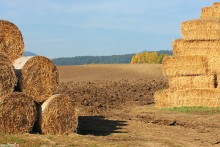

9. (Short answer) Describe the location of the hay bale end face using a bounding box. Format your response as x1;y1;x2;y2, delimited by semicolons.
163;56;208;77
0;20;24;62
0;92;36;134
35;94;78;135
0;54;17;99
181;19;220;40
13;56;59;103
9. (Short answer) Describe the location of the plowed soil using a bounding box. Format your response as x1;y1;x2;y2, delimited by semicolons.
56;64;220;146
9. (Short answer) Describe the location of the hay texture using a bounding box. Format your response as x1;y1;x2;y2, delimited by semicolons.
154;89;220;108
0;20;24;62
181;19;220;40
201;3;220;19
36;94;78;135
168;75;215;91
0;92;36;133
173;39;220;57
208;57;220;74
0;54;17;99
13;56;59;103
163;56;208;77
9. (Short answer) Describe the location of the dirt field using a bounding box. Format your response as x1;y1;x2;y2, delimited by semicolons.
1;64;220;147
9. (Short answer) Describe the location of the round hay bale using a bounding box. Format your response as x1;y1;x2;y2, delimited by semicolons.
0;54;17;99
36;94;78;135
0;92;36;134
0;20;24;62
13;56;59;103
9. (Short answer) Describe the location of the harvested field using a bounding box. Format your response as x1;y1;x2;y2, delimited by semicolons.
1;64;220;146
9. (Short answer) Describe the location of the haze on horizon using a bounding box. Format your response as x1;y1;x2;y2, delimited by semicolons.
0;0;217;58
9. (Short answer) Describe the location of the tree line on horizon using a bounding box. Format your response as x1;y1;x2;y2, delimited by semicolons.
52;50;172;65
130;51;172;64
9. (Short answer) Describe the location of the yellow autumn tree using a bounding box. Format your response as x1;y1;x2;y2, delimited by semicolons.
130;51;170;64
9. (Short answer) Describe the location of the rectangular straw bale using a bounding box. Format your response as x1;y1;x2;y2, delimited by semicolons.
181;19;220;40
208;57;220;74
168;75;215;91
154;89;220;108
163;56;208;77
173;39;220;57
201;6;220;19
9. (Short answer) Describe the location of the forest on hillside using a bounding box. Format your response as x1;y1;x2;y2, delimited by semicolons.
53;50;172;65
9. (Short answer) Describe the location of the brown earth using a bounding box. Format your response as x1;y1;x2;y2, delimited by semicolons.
1;64;220;146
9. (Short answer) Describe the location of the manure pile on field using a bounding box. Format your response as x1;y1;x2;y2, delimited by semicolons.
155;2;220;107
0;20;78;134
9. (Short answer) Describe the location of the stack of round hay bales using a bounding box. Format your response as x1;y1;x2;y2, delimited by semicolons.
0;20;78;134
155;2;220;108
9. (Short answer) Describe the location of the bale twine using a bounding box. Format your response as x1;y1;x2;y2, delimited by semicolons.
36;94;78;135
0;54;17;99
0;20;24;62
13;56;59;103
0;92;36;133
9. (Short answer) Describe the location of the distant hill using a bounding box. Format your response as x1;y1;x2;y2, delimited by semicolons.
53;50;172;66
23;51;38;56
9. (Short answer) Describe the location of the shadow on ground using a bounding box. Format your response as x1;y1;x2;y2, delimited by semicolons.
77;116;128;136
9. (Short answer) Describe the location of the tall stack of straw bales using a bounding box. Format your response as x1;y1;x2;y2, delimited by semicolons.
155;2;220;108
0;20;78;134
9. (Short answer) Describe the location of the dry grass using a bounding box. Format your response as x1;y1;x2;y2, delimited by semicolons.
0;92;36;134
168;75;215;91
162;56;208;77
154;89;220;108
0;20;24;62
35;94;78;135
181;19;220;40
13;56;59;103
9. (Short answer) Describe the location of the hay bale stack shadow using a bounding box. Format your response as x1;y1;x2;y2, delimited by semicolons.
0;92;36;134
34;94;78;135
13;56;59;103
0;20;24;62
77;116;128;136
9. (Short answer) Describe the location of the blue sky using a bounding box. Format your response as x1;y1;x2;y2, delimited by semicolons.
0;0;217;58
